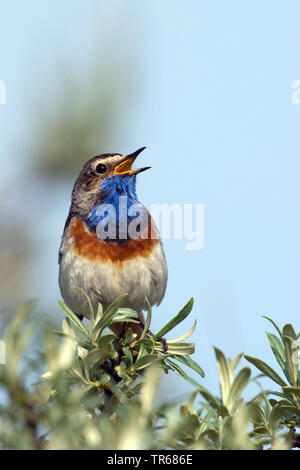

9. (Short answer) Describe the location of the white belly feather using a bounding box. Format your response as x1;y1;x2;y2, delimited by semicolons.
59;236;168;318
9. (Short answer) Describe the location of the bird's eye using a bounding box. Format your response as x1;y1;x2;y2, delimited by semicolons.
95;163;107;174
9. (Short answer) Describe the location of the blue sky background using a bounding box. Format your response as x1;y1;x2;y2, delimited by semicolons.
1;0;300;398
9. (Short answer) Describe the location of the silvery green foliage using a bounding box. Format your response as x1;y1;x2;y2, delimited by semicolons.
0;297;299;450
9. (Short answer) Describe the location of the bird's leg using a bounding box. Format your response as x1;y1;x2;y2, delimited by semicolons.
109;318;145;340
158;337;168;353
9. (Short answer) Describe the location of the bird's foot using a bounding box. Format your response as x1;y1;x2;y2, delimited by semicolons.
159;337;168;353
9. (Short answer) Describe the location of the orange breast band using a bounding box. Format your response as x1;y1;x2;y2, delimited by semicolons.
70;218;159;264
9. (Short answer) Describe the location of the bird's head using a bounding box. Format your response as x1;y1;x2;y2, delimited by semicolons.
70;147;150;221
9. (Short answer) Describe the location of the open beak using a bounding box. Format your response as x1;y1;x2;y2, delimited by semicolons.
113;147;150;176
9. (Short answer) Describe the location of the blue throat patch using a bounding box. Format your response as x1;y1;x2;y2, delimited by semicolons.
85;175;147;242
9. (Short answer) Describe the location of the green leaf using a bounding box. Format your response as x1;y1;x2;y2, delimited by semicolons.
204;428;219;442
51;330;91;349
102;318;140;334
105;315;139;324
172;354;205;378
77;346;88;359
116;308;138;317
269;404;290;429
283;324;297;341
253;426;269;435
58;300;89;338
266;332;287;378
84;348;107;369
136;343;150;363
99;373;111;385
140;298;152;340
228;353;244;376
122;347;133;366
229;367;251;400
277;405;300;418
268;399;278;407
244;355;286;387
97;334;115;349
247;403;267;426
134;355;162;370
62;318;77;338
95;302;103;322
153;298;194;340
92;294;129;341
262;316;283;339
282;327;298;386
69;365;87;383
213;347;231;405
195;386;223;411
115;364;127;379
160;342;195;356
167;319;197;344
282;386;300;398
165;358;192;381
102;294;129;323
75;287;94;322
268;390;296;405
136;337;155;348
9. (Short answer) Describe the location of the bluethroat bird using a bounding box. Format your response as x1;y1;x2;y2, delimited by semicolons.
58;147;168;338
